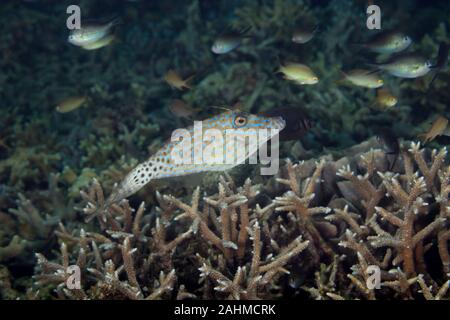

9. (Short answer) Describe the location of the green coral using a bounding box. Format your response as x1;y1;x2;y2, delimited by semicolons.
0;146;61;188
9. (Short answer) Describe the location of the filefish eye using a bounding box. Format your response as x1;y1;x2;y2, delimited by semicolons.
234;115;248;127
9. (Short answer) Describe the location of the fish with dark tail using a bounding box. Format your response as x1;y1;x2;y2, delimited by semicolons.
356;30;412;54
428;42;448;90
260;107;313;141
368;53;432;78
211;26;252;54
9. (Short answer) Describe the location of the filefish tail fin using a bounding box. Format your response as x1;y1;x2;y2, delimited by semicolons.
105;160;155;207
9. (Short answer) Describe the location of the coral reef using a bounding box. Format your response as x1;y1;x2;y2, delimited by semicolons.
0;0;449;300
28;140;448;300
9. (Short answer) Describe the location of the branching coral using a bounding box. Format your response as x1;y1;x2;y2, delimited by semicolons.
35;180;188;300
322;141;449;299
0;236;27;263
28;138;449;300
33;173;312;300
273;159;333;262
163;175;311;299
0;145;61;189
2;0;450;301
336;150;386;222
367;143;447;277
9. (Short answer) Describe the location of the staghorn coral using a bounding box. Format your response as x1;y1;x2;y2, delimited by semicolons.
367;149;446;276
272;159;335;263
32;173;312;300
0;236;27;263
1;0;450;301
164;177;311;299
34;178;190;300
29;139;448;300
0;145;61;189
322;142;449;299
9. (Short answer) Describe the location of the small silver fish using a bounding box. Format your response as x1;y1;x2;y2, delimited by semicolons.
56;96;87;113
339;69;383;88
358;30;412;54
292;26;318;44
105;110;285;205
278;63;319;85
68;18;120;47
81;34;117;50
369;53;432;78
211;28;251;54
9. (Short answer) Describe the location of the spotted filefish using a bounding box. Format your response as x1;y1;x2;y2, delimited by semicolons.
105;110;286;205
